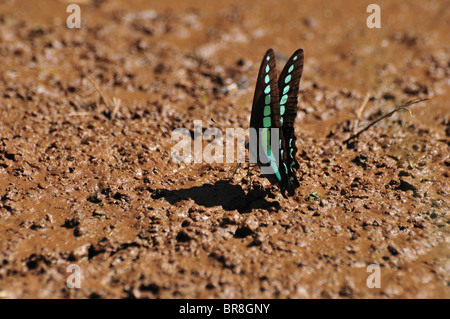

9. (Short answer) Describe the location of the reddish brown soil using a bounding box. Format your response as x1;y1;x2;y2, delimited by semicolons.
0;0;449;298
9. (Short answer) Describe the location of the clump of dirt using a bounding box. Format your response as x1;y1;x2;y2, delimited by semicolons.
0;0;448;298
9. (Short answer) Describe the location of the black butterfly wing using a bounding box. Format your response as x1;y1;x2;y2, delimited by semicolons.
249;49;291;194
277;49;304;194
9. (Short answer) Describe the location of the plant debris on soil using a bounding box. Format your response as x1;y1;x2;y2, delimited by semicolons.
0;0;449;298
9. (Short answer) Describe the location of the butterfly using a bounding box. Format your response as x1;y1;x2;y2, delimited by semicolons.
248;48;304;197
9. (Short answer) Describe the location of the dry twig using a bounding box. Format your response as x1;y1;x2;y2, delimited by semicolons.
353;92;371;135
344;98;429;144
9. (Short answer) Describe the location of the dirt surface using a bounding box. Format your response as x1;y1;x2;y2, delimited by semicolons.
0;0;449;299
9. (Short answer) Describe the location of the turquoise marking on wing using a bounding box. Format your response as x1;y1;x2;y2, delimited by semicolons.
263;117;271;127
288;65;294;73
280;105;285;115
273;166;281;180
263;143;281;181
268;154;281;181
265;94;270;104
264;74;270;84
261;128;270;156
280;95;288;105
293;56;298;61
265;64;270;73
266;56;270;61
285;74;291;84
263;105;271;116
264;85;270;94
261;131;281;182
283;85;290;94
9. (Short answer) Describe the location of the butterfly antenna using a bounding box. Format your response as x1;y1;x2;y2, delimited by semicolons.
211;118;226;129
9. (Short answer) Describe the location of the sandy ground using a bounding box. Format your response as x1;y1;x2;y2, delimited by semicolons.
0;0;449;298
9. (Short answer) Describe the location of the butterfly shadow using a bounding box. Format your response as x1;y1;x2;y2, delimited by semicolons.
152;180;280;213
